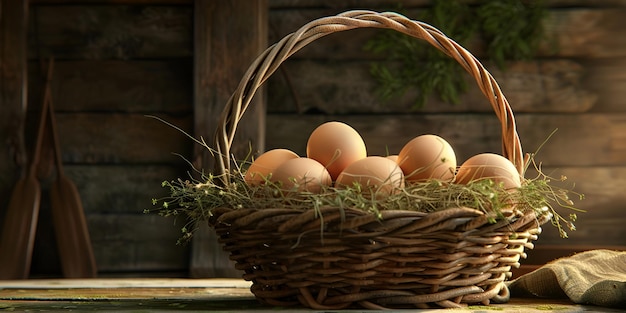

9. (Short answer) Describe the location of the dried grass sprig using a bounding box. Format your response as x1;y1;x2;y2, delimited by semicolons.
146;153;583;244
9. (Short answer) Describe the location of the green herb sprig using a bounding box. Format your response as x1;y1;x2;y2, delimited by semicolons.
365;0;547;108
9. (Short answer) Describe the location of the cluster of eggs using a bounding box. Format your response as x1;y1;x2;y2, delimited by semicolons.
244;121;521;195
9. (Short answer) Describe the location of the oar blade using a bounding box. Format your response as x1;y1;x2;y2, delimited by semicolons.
0;175;41;279
50;175;97;278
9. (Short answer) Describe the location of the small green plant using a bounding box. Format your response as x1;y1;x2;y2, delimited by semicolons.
365;0;547;108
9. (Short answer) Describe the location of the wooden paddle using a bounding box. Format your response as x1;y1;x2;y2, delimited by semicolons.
0;59;52;280
45;59;98;278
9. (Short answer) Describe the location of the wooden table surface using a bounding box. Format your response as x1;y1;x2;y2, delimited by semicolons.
0;278;621;312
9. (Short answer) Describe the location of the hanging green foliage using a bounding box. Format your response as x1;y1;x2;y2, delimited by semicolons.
365;0;547;108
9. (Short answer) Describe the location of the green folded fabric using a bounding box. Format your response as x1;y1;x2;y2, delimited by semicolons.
507;249;626;308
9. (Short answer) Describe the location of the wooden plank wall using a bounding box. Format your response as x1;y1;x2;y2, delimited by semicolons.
23;1;195;277
190;0;267;278
264;0;626;267
0;0;29;228
4;0;267;278
0;0;30;277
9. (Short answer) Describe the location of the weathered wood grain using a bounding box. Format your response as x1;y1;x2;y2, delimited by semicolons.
269;0;626;8
0;278;252;288
193;0;268;173
0;0;29;224
267;59;596;114
584;57;626;113
28;60;192;113
29;5;623;64
537;217;626;246
0;1;30;276
31;0;192;4
524;166;626;246
265;113;626;167
268;8;626;60
28;4;192;60
54;113;193;164
0;295;606;313
88;213;190;273
0;283;253;300
542;8;626;58
63;164;186;215
546;167;626;213
191;0;268;279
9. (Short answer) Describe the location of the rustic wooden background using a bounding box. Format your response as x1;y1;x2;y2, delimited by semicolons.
1;0;625;278
2;0;197;277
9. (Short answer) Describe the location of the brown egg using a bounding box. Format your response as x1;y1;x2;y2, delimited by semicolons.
306;121;367;180
270;157;332;193
386;155;399;162
336;156;405;196
397;134;457;182
455;153;521;189
244;149;299;186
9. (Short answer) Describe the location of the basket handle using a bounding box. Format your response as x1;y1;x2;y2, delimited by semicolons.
214;10;523;183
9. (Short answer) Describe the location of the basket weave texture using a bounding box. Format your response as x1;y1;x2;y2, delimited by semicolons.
209;10;551;310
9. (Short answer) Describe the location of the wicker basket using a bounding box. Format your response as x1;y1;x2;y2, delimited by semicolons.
209;10;551;310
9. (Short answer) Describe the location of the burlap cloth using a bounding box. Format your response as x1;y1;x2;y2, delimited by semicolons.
507;249;626;308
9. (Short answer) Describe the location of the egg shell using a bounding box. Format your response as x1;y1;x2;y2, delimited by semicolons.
336;156;405;196
244;149;299;186
397;134;457;182
455;153;521;189
270;157;332;193
386;155;399;162
306;121;367;180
